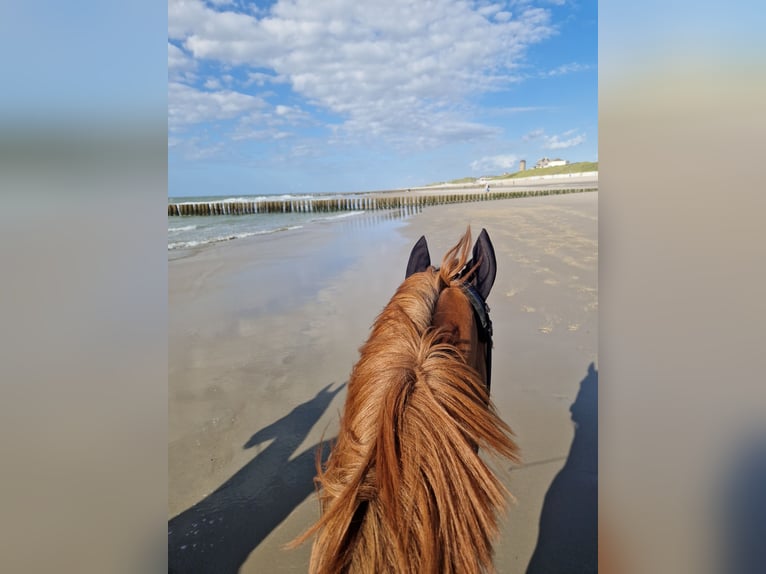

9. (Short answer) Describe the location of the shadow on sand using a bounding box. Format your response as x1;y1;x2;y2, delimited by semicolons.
526;363;598;574
719;430;766;574
168;382;345;574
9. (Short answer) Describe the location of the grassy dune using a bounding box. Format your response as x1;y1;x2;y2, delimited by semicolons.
428;161;598;186
496;161;598;179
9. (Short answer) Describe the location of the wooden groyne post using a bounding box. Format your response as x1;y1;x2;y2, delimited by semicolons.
168;188;596;216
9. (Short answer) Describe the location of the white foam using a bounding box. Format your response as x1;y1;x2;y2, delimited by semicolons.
170;194;317;206
168;225;304;250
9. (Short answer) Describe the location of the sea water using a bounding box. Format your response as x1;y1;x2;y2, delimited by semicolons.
168;194;419;251
168;194;365;251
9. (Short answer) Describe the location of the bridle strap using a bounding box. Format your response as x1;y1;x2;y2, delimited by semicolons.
460;282;493;395
434;265;494;395
460;283;493;340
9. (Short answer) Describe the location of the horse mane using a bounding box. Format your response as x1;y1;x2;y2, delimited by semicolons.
290;228;520;574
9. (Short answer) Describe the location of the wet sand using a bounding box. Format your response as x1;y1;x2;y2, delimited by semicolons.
169;191;598;573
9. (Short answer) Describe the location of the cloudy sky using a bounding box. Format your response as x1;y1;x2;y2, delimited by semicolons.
169;0;596;197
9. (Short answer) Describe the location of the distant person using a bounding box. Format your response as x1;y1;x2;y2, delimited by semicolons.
485;183;491;193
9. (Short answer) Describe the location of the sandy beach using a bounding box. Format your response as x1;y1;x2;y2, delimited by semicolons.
169;191;598;573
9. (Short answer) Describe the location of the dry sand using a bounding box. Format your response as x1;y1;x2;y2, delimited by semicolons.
169;191;598;573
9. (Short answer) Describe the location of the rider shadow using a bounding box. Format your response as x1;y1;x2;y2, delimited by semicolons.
526;363;598;574
718;430;766;573
168;382;345;574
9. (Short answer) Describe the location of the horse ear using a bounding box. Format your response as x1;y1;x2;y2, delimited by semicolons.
406;236;431;278
471;228;497;299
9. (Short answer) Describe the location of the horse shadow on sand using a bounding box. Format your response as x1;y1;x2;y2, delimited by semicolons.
718;429;766;573
527;363;598;574
168;382;345;574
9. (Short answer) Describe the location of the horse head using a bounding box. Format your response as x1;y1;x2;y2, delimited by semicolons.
406;228;496;392
293;226;517;574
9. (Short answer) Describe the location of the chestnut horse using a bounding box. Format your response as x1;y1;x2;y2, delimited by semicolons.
291;228;520;573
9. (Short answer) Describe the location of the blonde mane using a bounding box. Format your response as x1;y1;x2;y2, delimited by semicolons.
291;229;519;573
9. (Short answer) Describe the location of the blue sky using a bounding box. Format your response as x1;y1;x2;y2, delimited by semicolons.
169;0;596;197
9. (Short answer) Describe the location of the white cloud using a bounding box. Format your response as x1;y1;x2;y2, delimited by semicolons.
543;62;591;77
168;132;227;161
168;42;197;82
168;82;266;129
511;0;565;5
470;154;519;173
228;102;313;141
501;106;548;114
245;72;287;86
230;127;292;142
477;3;505;17
543;133;585;149
543;130;585;149
168;0;211;40
522;128;585;150
168;0;555;147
